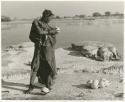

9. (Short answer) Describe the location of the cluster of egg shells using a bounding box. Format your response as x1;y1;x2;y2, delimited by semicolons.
86;78;111;89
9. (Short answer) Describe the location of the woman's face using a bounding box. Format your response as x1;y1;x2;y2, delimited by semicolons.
42;15;54;23
48;15;53;22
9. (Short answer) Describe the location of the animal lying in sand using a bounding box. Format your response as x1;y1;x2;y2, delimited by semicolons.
71;44;98;58
97;46;121;61
71;43;121;61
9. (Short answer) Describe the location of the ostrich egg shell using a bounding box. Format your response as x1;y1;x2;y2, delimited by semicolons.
104;80;110;87
99;80;106;88
91;80;99;89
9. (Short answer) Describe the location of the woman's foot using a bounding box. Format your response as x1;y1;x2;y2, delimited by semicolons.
24;85;34;94
41;87;50;95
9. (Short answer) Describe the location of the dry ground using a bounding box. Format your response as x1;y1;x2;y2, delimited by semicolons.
2;42;124;100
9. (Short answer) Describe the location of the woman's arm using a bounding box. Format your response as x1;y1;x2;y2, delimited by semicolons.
29;21;40;43
33;20;48;35
48;27;60;35
29;19;49;43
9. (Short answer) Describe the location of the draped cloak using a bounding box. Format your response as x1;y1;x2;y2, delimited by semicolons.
29;18;57;87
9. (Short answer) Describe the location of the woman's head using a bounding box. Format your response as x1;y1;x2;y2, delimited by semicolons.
41;9;54;23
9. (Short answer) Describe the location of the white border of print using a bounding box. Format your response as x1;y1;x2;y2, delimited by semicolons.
0;0;124;102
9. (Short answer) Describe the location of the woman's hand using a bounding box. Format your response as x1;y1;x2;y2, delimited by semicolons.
55;26;60;33
47;26;60;35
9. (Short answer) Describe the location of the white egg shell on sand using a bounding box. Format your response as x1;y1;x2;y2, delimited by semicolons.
99;79;107;88
104;80;111;87
91;80;99;89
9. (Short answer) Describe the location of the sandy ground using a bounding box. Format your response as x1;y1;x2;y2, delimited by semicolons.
2;42;124;100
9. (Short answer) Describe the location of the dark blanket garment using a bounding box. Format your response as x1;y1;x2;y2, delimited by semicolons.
29;18;57;88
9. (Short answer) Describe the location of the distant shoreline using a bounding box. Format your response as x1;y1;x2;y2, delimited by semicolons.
1;16;124;23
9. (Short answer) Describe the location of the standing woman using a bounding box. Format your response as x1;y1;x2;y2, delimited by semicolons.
25;9;60;94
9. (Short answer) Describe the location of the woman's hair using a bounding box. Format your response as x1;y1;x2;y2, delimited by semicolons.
41;9;54;23
42;9;54;17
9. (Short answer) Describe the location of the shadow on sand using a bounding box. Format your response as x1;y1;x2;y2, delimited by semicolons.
2;80;27;91
72;84;90;89
2;79;45;92
63;47;83;57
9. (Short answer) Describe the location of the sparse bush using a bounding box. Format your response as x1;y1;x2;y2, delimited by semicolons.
105;11;111;16
55;16;61;19
1;16;11;22
92;12;102;17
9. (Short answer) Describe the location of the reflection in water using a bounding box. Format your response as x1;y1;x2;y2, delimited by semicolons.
2;19;124;58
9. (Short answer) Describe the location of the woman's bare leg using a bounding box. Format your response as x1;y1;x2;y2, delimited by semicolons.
24;71;37;94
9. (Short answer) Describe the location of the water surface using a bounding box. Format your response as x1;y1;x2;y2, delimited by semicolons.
2;19;124;57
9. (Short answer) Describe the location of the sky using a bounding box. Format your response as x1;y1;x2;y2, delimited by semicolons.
1;1;124;19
